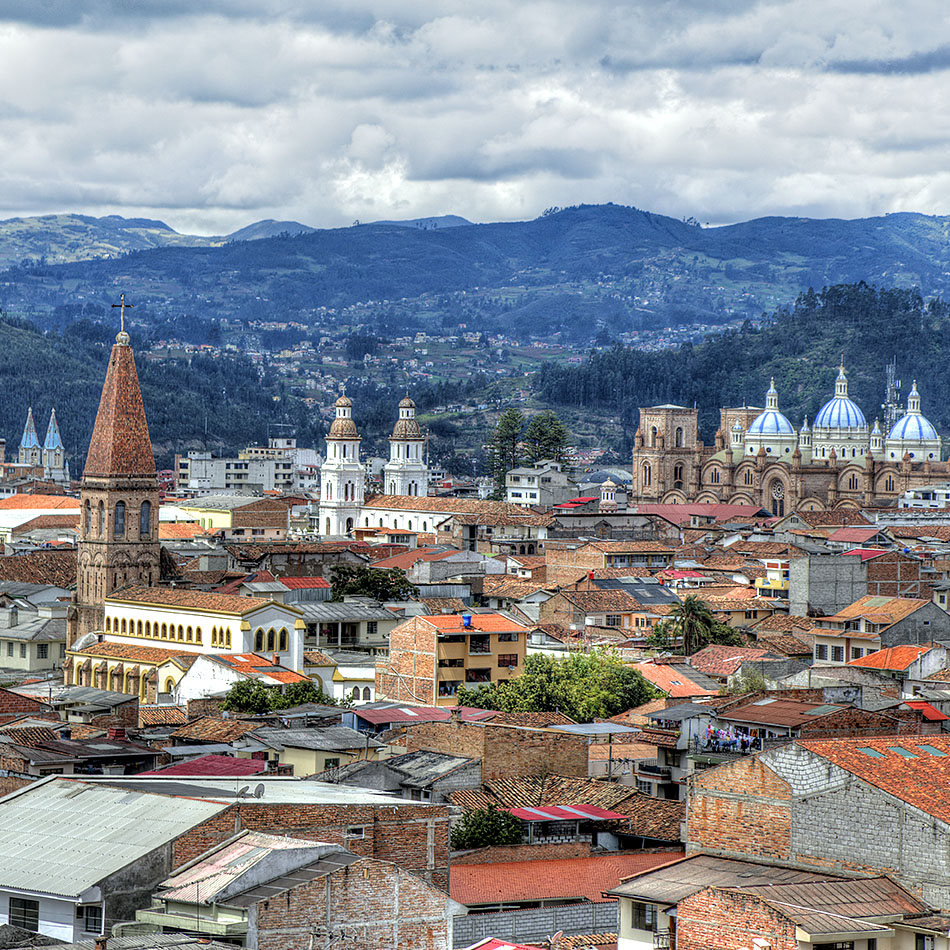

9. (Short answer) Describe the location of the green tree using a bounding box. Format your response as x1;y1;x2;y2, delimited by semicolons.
457;650;658;722
667;594;718;656
219;678;339;713
450;804;524;850
488;408;525;497
329;564;418;602
523;410;570;464
646;618;676;651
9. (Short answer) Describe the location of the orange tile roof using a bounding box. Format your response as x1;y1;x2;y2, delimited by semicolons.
138;705;188;727
848;645;934;671
632;662;718;698
159;521;211;540
214;652;309;684
83;339;157;477
71;641;196;664
450;851;683;906
107;584;273;614
0;550;77;588
825;595;929;627
422;613;528;633
170;716;263;742
0;494;79;510
797;735;950;821
370;547;460;570
689;645;778;677
11;514;80;534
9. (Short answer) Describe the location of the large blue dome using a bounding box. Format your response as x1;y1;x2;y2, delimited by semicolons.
888;413;938;441
815;396;866;429
748;409;795;436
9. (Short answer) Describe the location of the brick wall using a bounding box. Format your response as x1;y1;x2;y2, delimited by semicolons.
406;720;589;781
676;886;797;950
376;616;437;705
451;841;590;865
0;687;49;718
687;756;792;861
254;856;453;950
175;800;451;889
867;551;934;600
797;705;902;737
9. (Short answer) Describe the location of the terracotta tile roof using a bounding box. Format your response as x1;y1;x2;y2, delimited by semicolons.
160;521;211;540
303;650;337;667
278;576;331;589
722;698;845;728
83;339;156;477
925;668;950;682
0;494;79;510
751;614;813;633
140;753;267;776
557;589;645;613
632;661;719;698
825;595;929;627
420;596;467;613
508;556;547;569
608;698;669;727
107;584;272;614
0;550;77;588
370;547;460;569
170;716;263;742
636;728;682;749
848;645;934;671
548;933;618;950
71;641;195;664
421;612;528;633
482;576;552;600
481;710;576;728
450;851;683;906
826;526;886;543
755;634;813;656
724;541;800;558
582;540;676;553
888;525;950;542
796;735;950;821
795;510;871;527
464;774;685;841
636;503;768;525
213;652;309;685
689;645;779;677
363;495;553;525
11;514;80;535
138;705;188;727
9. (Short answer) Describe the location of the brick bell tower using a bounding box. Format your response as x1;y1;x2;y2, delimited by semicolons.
68;297;161;646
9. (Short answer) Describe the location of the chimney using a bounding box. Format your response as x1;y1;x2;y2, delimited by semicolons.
95;938;107;950
273;653;280;667
449;706;462;722
107;727;126;740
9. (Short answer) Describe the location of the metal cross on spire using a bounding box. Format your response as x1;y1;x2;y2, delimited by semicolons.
112;293;133;342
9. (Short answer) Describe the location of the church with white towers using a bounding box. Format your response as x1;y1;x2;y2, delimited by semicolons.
318;391;429;536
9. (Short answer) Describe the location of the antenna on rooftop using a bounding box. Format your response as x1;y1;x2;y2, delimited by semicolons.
253;783;265;799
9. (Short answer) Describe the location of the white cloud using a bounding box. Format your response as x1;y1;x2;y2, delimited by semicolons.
0;1;948;233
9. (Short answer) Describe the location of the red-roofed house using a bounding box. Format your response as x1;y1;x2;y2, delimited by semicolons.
824;526;892;550
631;659;718;699
377;613;529;705
848;643;948;694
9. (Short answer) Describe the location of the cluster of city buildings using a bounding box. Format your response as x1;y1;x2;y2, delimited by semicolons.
6;325;950;949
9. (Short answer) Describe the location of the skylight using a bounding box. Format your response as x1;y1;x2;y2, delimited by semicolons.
857;747;885;758
887;746;918;758
917;744;947;757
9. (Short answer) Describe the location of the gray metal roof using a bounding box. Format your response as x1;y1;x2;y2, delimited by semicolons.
606;854;837;904
0;615;66;642
296;602;397;622
549;722;640;736
176;495;264;509
0;778;229;898
648;703;718;723
383;749;476;783
251;725;382;752
242;581;290;593
9;683;136;706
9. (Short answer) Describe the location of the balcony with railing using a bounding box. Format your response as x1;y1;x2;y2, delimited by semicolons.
637;758;672;780
653;930;673;949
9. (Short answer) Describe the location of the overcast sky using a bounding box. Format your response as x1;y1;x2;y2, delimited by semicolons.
1;1;949;234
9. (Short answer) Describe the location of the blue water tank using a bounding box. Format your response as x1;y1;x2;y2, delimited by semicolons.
462;613;472;628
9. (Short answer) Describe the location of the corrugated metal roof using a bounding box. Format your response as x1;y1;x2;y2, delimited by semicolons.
0;778;228;897
296;602;397;622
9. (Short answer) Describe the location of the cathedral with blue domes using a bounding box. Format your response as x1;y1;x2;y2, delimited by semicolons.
632;364;946;515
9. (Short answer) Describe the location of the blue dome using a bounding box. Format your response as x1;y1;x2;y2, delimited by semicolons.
888;413;938;442
747;409;795;436
815;397;867;429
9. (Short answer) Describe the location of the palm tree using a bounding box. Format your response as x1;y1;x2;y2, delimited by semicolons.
668;594;717;656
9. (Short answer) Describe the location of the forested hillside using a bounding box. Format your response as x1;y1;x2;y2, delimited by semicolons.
534;284;950;446
4;205;950;340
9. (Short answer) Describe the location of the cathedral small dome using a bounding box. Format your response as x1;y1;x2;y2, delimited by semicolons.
815;397;866;429
392;418;423;440
748;410;795;436
889;413;938;441
399;395;415;409
334;394;353;409
329;417;359;439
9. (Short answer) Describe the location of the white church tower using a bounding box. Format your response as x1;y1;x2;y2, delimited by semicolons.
319;393;365;536
383;395;428;497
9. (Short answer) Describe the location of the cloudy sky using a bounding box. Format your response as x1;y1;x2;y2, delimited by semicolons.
1;1;948;234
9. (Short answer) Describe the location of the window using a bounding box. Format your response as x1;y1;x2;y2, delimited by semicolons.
630;902;657;933
642;463;652;487
831;645;845;662
325;757;341;769
605;614;621;627
37;644;48;659
279;629;288;651
498;654;519;668
19;644;26;658
815;644;828;660
82;905;102;934
635;779;652;794
498;632;519;642
255;629;264;651
367;621;378;636
6;643;11;657
10;897;39;932
114;501;126;537
345;825;365;838
851;647;864;660
916;935;935;950
266;629;276;652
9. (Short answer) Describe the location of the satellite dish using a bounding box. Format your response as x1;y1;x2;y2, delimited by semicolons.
236;785;250;798
254;783;265;799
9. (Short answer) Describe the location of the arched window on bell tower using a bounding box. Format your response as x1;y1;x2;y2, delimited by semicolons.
140;501;151;539
114;501;126;538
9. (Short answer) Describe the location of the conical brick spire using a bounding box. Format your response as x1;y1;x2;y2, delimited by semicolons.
83;330;155;478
